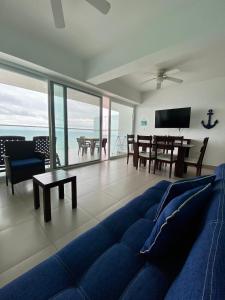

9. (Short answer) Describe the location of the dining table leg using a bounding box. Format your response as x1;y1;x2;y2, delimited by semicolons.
133;142;138;167
175;147;186;177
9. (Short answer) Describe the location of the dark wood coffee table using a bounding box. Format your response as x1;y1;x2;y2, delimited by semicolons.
33;169;77;222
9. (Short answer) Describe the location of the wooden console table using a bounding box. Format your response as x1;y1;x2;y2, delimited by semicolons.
33;169;77;222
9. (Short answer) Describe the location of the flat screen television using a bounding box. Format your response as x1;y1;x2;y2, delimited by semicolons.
155;107;191;128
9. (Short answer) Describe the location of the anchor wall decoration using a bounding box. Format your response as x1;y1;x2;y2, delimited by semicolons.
201;109;218;129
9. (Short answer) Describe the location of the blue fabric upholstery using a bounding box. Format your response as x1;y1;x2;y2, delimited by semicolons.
11;158;43;169
140;184;212;257
154;174;216;220
1;167;225;300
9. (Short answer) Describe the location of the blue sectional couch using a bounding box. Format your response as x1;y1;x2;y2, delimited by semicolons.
1;165;225;300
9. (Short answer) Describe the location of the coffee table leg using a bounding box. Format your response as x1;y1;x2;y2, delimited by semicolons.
43;188;51;222
58;184;64;199
33;181;40;209
71;178;77;209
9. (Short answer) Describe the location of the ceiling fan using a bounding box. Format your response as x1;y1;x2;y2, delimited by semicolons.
142;69;183;90
50;0;111;28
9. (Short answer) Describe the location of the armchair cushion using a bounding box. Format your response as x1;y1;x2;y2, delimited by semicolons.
11;158;44;170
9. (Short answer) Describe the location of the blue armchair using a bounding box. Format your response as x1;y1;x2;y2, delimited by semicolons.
4;141;45;194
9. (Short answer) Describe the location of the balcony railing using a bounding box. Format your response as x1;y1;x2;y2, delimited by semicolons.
0;124;128;166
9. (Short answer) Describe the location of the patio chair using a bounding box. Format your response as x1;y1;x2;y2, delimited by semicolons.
4;141;45;194
33;136;61;166
77;138;89;156
95;138;107;155
0;136;25;172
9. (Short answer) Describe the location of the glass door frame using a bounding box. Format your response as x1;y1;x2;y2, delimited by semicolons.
49;80;103;169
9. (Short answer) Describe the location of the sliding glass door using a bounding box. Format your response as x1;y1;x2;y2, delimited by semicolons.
51;82;101;167
0;67;49;175
110;101;134;158
67;88;101;165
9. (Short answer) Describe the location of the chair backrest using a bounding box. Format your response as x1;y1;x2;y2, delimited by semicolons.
127;134;135;153
154;135;167;150
77;138;85;147
5;141;35;160
127;134;135;144
168;136;184;145
137;135;152;150
155;136;176;160
0;136;25;165
102;138;107;147
165;136;176;149
33;136;50;158
197;137;209;165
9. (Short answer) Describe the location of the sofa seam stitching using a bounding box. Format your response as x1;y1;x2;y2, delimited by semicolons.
209;174;225;299
201;171;224;299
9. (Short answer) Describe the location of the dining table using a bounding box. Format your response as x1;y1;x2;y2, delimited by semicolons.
133;139;195;178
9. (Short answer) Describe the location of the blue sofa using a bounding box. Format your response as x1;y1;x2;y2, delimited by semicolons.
1;165;225;300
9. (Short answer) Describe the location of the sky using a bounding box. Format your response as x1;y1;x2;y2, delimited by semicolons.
0;83;105;130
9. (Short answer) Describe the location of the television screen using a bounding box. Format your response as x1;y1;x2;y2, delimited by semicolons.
155;107;191;128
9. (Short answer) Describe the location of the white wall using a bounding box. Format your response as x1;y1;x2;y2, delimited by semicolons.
135;77;225;166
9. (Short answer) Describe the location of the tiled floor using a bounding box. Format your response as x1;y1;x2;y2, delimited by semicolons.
0;158;213;287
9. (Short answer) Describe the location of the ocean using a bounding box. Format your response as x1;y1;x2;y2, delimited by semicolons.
0;125;126;162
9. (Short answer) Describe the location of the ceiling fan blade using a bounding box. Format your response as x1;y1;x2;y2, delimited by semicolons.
156;80;162;90
165;76;183;83
165;69;180;76
141;77;157;85
50;0;65;28
86;0;111;14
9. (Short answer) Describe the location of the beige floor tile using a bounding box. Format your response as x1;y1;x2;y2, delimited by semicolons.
0;203;33;231
78;191;118;216
0;245;56;288
0;219;50;273
36;204;92;242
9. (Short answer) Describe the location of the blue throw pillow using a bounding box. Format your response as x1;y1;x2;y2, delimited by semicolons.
154;175;215;221
140;183;212;257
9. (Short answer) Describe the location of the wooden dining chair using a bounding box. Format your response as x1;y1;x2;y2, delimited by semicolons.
137;135;155;173
184;137;209;176
127;134;135;164
153;136;177;178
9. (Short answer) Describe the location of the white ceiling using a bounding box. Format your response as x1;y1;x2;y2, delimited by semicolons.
1;0;225;101
0;0;193;59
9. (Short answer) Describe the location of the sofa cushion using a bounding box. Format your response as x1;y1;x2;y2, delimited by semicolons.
51;288;85;299
80;243;143;300
154;174;216;220
121;263;173;300
141;183;212;257
11;158;43;169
